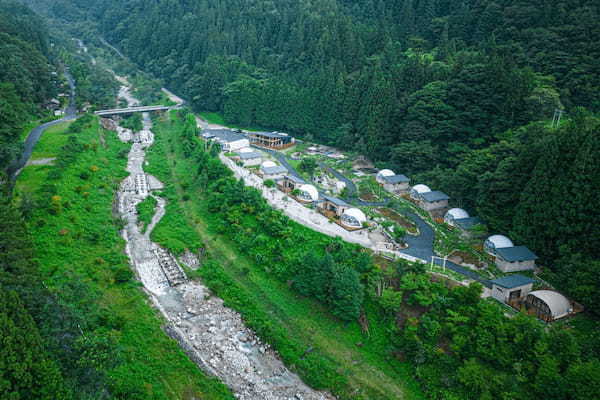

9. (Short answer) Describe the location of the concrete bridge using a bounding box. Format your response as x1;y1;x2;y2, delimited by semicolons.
95;105;171;116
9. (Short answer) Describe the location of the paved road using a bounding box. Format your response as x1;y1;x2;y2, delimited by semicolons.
10;69;77;179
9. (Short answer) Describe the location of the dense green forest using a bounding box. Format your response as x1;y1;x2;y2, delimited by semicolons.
0;0;55;172
24;0;600;314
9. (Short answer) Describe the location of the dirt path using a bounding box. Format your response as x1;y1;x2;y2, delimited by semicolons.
114;84;332;400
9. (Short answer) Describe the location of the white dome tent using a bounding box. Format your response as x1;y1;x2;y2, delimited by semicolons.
260;160;277;169
341;208;367;228
376;169;395;184
297;184;319;202
484;235;514;255
410;184;431;199
526;290;572;321
444;208;470;226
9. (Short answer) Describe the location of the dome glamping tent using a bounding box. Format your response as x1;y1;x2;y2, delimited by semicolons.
297;184;319;203
341;208;367;229
484;234;514;255
261;160;277;169
525;290;572;322
376;169;395;184
410;184;431;199
444;208;470;226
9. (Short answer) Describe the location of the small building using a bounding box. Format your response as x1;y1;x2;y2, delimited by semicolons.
203;129;249;152
410;184;431;200
248;131;294;149
297;184;319;203
525;290;573;322
277;174;305;193
318;195;350;218
490;275;535;307
444;208;470;226
484;235;514;255
340;208;367;229
260;161;287;180
234;150;262;167
453;216;485;238
494;245;538;272
381;174;410;194
418;191;450;211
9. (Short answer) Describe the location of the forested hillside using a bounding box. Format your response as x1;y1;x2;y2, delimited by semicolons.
0;0;55;172
30;0;600;314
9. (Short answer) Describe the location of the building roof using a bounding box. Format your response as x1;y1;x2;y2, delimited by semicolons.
322;195;349;207
377;169;395;178
262;165;287;175
238;151;261;160
496;246;538;262
205;129;246;143
382;174;410;184
261;160;277;168
421;190;450;202
454;216;483;230
491;274;535;289
285;174;305;184
411;184;431;194
528;290;571;318
251;131;288;138
445;208;470;220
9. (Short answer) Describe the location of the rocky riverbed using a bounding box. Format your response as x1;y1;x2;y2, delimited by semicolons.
114;84;332;400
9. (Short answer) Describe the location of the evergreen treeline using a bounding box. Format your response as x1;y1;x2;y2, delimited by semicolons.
0;0;55;172
30;0;600;313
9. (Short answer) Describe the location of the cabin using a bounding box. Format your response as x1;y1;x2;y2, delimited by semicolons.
248;131;294;149
317;195;350;218
418;191;450;211
453;216;485;237
340;208;367;230
490;275;535;307
524;290;573;322
233;150;262;167
202;129;249;152
260;161;287;180
382;174;410;194
410;184;431;200
494;246;538;272
277;174;305;193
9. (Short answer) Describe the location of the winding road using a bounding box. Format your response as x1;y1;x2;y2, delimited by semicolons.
10;69;77;179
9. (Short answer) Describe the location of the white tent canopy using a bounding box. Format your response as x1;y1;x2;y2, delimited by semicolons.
444;208;470;226
484;234;514;254
341;208;367;228
298;184;319;202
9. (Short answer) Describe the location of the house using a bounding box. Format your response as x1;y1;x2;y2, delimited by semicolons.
277;174;305;193
444;208;470;226
410;184;431;200
248;131;294;149
234;150;262;167
260;163;288;180
490;275;535;307
202;129;249;152
524;290;573;322
340;208;367;230
379;173;410;194
494;245;538;272
484;235;514;255
296;184;319;203
418;191;450;211
317;195;350;218
453;216;485;237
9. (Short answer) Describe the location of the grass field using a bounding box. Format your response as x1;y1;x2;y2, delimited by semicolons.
146;112;424;400
29;121;74;159
15;116;234;400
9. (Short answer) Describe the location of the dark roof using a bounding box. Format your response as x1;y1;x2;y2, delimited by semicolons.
322;195;349;207
206;129;246;143
421;190;450;202
491;274;535;289
285;175;305;184
382;174;410;184
454;216;483;230
262;165;287;175
496;246;538;262
238;151;261;159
